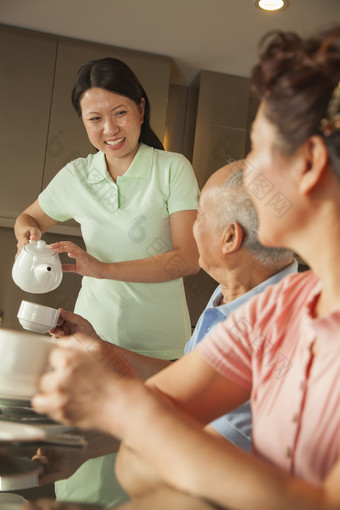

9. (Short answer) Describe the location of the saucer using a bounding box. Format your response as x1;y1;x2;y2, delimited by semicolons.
0;403;54;425
0;393;31;406
0;422;46;444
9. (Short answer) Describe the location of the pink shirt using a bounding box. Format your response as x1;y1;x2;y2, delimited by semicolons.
197;271;340;485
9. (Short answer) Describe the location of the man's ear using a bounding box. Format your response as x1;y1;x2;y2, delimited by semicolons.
222;222;244;255
299;136;329;196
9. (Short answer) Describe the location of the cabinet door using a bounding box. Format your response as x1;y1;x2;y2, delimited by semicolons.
192;71;250;189
42;37;171;189
0;26;57;218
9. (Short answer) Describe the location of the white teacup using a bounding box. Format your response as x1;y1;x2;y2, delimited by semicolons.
0;328;55;397
17;300;60;334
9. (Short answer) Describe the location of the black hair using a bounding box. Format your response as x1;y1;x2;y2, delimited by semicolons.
71;57;164;150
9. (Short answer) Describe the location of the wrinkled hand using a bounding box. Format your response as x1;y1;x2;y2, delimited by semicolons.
49;241;104;278
32;445;87;486
15;227;41;258
32;335;137;431
21;499;104;510
49;309;99;339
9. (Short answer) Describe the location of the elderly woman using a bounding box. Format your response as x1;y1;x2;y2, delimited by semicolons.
30;25;340;510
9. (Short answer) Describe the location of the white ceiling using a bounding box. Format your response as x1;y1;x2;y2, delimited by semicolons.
0;0;339;86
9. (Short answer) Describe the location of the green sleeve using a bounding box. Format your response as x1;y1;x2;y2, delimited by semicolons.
38;164;74;222
167;155;199;215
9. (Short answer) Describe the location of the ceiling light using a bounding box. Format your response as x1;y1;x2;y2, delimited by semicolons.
254;0;288;11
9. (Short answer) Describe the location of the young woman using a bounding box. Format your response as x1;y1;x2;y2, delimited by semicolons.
31;26;340;510
15;57;199;358
14;58;199;506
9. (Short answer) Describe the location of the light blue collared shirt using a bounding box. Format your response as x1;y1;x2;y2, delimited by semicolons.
184;259;298;452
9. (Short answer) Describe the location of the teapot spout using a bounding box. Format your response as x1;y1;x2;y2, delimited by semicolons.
35;263;62;286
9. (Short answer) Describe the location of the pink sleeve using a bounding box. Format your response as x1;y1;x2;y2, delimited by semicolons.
197;271;318;393
197;306;255;391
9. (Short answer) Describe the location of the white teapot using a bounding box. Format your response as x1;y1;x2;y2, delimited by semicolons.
12;240;63;293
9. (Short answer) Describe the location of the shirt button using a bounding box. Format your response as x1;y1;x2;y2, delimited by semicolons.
285;447;292;458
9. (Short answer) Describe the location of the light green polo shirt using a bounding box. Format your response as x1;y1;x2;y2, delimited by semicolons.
39;143;199;359
39;144;199;507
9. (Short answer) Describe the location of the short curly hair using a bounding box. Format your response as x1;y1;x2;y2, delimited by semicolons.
251;25;340;174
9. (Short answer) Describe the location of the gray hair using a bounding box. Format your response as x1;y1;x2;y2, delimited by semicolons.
217;166;293;268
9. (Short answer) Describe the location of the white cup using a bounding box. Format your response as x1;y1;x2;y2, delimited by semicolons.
0;328;55;397
17;300;60;334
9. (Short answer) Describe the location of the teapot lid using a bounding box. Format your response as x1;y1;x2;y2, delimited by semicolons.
24;240;55;257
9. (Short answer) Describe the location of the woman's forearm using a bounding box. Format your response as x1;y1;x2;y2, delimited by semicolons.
53;241;200;283
14;213;43;244
113;345;171;379
116;442;166;498
114;386;337;510
50;208;200;282
100;248;200;282
31;343;338;510
14;200;58;252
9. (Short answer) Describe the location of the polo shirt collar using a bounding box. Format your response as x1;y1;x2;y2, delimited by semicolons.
87;143;153;184
120;143;153;180
87;151;109;183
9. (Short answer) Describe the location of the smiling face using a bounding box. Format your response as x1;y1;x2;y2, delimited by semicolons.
80;87;145;172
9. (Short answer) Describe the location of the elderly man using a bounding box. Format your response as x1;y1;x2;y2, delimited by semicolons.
30;160;297;506
183;160;296;451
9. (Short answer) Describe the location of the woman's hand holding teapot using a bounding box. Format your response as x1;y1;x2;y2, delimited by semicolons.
50;241;104;279
15;225;42;257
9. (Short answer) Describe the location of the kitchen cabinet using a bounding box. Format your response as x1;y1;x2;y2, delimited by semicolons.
0;25;171;234
0;26;57;221
186;70;250;189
